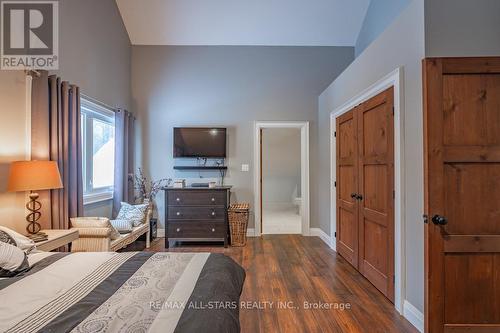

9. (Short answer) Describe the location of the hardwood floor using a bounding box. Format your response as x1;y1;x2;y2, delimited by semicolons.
137;235;417;333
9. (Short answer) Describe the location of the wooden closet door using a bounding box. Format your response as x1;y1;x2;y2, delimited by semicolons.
336;108;359;268
424;57;500;332
357;87;395;302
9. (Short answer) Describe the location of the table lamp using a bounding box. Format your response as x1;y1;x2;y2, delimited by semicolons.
7;160;63;239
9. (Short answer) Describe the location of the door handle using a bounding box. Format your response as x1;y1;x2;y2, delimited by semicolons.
351;193;357;199
356;194;363;201
431;215;448;225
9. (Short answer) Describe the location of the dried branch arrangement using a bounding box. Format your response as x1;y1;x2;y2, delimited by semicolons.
134;168;172;203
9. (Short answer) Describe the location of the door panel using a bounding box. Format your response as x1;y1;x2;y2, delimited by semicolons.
335;88;394;302
444;254;500;325
424;57;500;333
358;87;395;302
336;109;359;268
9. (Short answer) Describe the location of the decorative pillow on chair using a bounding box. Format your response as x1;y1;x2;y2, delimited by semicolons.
0;236;30;277
0;226;36;253
116;202;149;227
70;217;121;240
110;220;134;234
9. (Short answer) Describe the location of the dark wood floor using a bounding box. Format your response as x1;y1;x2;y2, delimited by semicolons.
134;235;417;333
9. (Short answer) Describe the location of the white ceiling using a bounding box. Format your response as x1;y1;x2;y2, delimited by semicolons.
116;0;371;46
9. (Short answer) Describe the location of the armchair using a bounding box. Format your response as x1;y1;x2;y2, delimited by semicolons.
70;208;152;252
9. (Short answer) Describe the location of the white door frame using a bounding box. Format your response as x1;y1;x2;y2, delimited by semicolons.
330;67;406;314
254;121;310;236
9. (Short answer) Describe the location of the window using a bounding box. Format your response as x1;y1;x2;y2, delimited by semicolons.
81;97;115;204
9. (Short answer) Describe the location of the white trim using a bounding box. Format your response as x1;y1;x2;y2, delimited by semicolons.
81;95;115;119
25;74;32;160
25;74;32;217
329;67;406;314
309;228;336;250
403;300;424;332
83;191;113;205
254;121;310;237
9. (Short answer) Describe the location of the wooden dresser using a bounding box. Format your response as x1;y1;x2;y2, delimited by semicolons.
163;186;231;248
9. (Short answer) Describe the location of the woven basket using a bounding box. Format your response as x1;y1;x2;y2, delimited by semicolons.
228;203;250;247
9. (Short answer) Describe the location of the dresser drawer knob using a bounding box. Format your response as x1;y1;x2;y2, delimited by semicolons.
176;228;181;232
176;212;181;216
211;197;215;202
211;228;216;232
211;211;216;216
176;198;180;202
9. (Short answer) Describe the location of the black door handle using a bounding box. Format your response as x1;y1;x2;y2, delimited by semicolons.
431;215;448;225
357;194;363;201
351;193;357;199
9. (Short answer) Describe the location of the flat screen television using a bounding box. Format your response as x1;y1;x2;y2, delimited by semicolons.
173;127;227;158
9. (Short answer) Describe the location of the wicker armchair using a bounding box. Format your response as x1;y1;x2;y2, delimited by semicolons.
70;209;151;252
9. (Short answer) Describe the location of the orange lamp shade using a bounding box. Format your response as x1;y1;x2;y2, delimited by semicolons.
7;160;63;192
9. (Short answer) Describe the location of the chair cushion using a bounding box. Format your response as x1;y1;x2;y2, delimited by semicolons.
0;226;36;253
0;240;29;277
110;219;134;234
116;202;149;227
70;217;121;240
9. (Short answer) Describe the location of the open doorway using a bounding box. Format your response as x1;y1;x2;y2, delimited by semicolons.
261;128;301;234
254;121;310;236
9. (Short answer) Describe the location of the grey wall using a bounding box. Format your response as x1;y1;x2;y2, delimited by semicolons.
55;0;131;109
425;0;500;57
262;128;301;204
55;0;131;218
319;0;425;311
355;0;412;57
131;46;354;229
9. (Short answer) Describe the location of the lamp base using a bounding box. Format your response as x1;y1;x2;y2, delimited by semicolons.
26;192;42;235
26;232;48;242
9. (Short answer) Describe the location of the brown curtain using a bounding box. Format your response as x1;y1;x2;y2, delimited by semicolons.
31;72;83;229
112;109;135;217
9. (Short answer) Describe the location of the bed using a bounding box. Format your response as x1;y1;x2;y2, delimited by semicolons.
0;251;245;333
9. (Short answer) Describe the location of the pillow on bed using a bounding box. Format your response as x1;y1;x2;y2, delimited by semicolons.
110;219;134;234
116;202;149;227
0;240;29;277
0;226;36;253
70;217;121;240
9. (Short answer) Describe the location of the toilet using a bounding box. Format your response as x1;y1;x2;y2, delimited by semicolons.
293;196;301;215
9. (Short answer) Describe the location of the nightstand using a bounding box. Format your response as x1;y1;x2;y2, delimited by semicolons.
36;229;79;252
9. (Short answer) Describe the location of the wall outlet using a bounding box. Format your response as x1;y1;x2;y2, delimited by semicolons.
241;164;249;172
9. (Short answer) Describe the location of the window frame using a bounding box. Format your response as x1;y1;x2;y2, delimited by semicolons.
81;96;116;205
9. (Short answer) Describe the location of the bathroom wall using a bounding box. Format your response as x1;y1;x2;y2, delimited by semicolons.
262;128;301;206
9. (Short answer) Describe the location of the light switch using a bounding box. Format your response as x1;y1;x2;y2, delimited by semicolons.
241;164;249;172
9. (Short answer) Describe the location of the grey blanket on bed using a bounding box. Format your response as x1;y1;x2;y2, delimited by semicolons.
0;252;245;333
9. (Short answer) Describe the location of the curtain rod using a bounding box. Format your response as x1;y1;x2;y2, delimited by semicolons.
80;93;117;113
25;69;41;77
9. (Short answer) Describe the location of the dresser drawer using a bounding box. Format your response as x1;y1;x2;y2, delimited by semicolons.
167;190;227;206
168;222;226;238
168;206;225;220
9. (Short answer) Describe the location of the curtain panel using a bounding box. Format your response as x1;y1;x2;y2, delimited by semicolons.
31;72;83;230
113;109;135;217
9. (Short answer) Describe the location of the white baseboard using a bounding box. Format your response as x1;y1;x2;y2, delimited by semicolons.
403;300;424;332
309;228;335;250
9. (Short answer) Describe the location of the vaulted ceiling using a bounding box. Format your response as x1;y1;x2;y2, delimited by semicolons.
116;0;371;46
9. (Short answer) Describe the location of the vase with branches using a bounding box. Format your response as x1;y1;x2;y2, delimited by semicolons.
133;168;172;212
